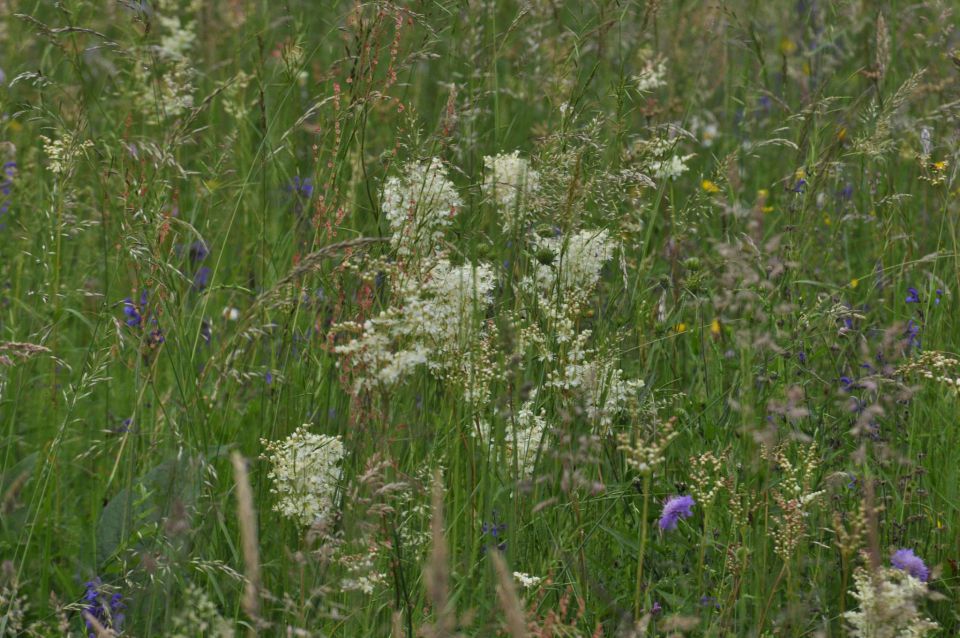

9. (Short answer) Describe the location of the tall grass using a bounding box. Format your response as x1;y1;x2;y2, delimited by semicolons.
1;1;959;636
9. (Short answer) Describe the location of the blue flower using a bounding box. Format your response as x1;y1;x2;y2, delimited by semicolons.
82;578;125;638
0;160;15;225
288;176;313;198
905;287;921;304
193;266;211;291
658;494;695;531
891;548;929;582
481;512;507;552
905;320;921;351
123;290;148;327
188;240;209;264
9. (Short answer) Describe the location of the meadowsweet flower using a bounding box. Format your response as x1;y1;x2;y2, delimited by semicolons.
168;583;234;638
891;548;930;582
845;566;938;637
501;399;548;477
513;572;542;589
483;151;540;228
533;229;613;302
659;495;695;531
381;158;462;257
650;153;694;181
634;56;667;93
261;426;345;527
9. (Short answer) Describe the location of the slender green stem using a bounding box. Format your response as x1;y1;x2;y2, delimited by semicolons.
635;472;652;620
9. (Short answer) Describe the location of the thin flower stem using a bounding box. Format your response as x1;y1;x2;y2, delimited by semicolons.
634;472;652;620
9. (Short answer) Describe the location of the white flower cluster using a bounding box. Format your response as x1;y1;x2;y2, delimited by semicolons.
634;56;668;93
845;566;938;638
483;151;540;229
134;0;199;121
545;332;644;430
505;399;548;477
513;572;543;589
382;158;462;258
639;138;695;182
475;398;547;479
335;258;495;393
339;551;387;595
405;259;496;355
261;427;345;527
168;584;235;638
533;229;614;304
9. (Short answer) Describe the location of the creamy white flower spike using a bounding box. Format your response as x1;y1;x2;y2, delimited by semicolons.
335;258;495;392
483;151;540;229
381;158;462;257
261;426;345;527
845;566;938;637
533;229;614;301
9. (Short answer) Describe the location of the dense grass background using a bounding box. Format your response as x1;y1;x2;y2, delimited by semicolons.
2;0;960;636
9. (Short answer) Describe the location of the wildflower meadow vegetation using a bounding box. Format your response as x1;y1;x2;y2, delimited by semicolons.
2;0;960;636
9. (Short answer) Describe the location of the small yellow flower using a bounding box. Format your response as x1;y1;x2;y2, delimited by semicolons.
757;189;769;199
762;206;774;214
850;278;859;289
676;322;687;334
701;179;721;194
794;168;806;180
933;159;948;172
837;127;847;142
710;319;721;336
780;38;797;55
823;214;831;226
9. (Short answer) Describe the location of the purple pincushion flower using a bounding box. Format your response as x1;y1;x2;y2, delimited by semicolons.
891;548;929;582
658;495;695;531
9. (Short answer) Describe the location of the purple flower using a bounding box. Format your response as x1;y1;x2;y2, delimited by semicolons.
288;176;313;198
123;290;148;327
192;266;211;291
905;320;921;351
481;512;507;552
891;548;929;582
82;578;125;638
0;160;15;225
188;240;209;264
905;287;921;304
658;495;695;531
